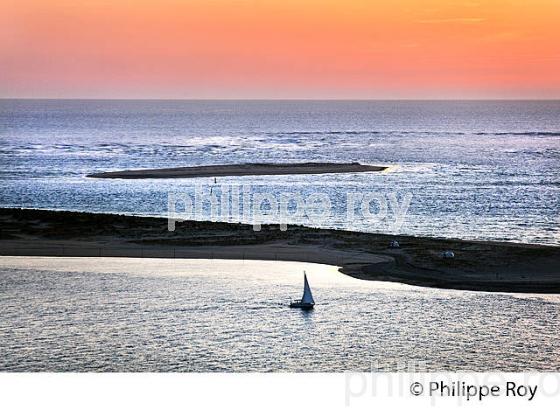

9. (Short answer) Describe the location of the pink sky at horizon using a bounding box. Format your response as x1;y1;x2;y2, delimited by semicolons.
1;0;559;99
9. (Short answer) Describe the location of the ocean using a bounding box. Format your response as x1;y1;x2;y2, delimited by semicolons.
1;99;559;245
2;101;560;373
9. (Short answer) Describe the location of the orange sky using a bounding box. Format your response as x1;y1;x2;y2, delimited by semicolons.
1;0;559;98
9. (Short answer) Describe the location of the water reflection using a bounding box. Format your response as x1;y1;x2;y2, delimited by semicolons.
1;257;559;372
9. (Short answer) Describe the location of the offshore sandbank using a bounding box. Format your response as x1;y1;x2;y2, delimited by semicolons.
87;162;387;179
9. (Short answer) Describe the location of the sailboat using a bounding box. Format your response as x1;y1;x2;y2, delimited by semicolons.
289;272;315;310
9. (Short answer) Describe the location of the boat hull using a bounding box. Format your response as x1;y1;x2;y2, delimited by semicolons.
289;302;315;310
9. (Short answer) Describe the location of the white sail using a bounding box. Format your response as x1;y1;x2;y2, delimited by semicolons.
301;272;314;304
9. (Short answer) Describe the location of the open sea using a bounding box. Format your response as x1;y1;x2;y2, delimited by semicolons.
1;99;559;245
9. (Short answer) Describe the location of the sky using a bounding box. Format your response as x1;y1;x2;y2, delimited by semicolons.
1;0;559;99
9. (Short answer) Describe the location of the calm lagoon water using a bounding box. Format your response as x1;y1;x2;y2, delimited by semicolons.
1;257;559;372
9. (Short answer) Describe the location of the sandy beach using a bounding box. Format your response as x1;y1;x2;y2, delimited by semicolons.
87;162;387;179
1;207;559;293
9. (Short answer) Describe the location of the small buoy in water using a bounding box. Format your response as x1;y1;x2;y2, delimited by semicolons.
442;250;455;259
389;240;400;249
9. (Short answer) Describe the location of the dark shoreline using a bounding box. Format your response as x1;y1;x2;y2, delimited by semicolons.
1;207;559;293
87;162;387;179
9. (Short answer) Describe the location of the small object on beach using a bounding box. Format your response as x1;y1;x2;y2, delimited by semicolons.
289;271;315;310
389;240;400;249
442;250;455;259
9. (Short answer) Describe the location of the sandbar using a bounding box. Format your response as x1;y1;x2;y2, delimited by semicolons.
1;208;559;293
87;162;387;179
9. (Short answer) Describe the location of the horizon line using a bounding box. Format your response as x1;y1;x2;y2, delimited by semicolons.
2;97;560;102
